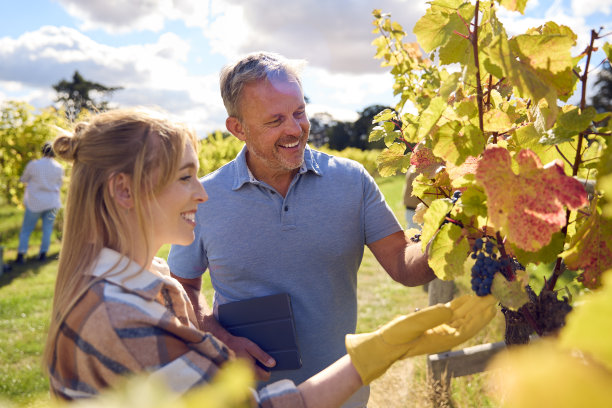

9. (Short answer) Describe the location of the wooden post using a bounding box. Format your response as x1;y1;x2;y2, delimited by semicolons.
426;278;456;404
427;278;455;306
0;246;4;276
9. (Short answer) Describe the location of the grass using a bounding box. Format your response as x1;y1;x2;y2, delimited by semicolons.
0;174;504;407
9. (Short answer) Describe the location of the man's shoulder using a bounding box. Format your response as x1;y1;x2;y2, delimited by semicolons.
308;148;365;174
200;160;237;185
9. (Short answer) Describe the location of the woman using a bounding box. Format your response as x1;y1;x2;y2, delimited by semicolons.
15;141;64;263
44;109;496;407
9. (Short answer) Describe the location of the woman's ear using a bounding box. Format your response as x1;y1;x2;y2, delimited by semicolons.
108;173;134;209
226;116;246;141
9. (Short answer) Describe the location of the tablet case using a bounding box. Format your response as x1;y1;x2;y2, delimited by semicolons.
217;293;302;371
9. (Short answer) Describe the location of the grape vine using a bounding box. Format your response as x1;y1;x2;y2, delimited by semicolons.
370;0;611;344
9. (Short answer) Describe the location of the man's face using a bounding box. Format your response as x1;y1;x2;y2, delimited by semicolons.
231;78;310;180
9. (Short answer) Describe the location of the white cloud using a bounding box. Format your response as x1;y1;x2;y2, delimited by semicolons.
212;0;428;73
57;0;169;33
0;25;227;135
306;103;359;123
571;0;612;18
51;0;429;74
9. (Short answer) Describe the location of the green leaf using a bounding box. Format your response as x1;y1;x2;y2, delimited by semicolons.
460;185;488;218
603;42;611;61
496;0;527;13
376;143;410;177
439;71;462;100
413;0;466;53
432;121;484;166
491;270;530;310
512;33;573;74
512;232;566;265
483;108;513;133
598;146;612;218
369;125;385;142
438;3;475;66
512;124;542;150
417;97;447;140
373;108;396;122
428;223;470;280
484;33;562;111
421;198;454;252
543;106;598;144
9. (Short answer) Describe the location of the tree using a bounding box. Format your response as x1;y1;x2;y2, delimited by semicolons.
309;104;391;150
351;104;391;150
591;60;612;114
53;71;122;121
308;112;336;147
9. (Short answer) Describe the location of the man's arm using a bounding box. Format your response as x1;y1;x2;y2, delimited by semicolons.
367;230;436;286
170;273;275;380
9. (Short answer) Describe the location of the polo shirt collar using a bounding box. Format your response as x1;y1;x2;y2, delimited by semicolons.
232;144;322;191
86;248;170;301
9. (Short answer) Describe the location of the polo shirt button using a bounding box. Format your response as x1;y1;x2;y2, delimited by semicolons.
284;206;289;211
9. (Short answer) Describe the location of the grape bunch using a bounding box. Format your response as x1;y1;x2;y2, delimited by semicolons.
470;238;501;296
451;190;461;203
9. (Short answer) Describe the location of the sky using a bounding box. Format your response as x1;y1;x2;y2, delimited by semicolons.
0;0;610;137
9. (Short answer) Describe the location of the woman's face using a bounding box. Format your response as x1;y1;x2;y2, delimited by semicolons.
149;142;207;249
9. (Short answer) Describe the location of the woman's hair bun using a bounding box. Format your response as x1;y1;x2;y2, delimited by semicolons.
52;122;88;162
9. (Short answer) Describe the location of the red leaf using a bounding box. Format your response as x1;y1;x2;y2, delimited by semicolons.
475;146;588;252
410;147;443;177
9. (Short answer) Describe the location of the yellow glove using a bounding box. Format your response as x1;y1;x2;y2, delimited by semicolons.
346;294;496;384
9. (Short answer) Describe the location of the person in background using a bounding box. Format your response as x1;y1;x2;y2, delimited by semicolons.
167;51;437;408
42;108;497;407
15;142;64;263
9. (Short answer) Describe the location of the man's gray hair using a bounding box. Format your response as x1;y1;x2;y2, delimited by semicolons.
220;51;307;118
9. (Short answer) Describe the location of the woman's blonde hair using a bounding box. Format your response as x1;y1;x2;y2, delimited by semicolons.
43;108;198;369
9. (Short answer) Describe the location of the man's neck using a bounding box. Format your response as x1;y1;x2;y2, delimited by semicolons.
246;157;299;198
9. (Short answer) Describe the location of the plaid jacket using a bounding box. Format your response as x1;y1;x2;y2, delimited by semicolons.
48;248;305;407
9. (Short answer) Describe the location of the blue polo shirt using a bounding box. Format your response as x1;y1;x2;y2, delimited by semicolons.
168;145;402;396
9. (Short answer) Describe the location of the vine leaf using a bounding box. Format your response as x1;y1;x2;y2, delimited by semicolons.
597;143;612;218
433;122;483;166
421;198;453;253
428;223;470;281
497;0;527;13
412;0;467;53
491;270;530;311
475;145;588;252
539;105;598;145
410;146;444;177
417;96;447;140
511;232;565;265
376;143;410;177
483;108;513;133
561;202;612;289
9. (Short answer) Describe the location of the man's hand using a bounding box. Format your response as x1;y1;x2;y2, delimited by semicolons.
170;273;276;381
220;333;276;381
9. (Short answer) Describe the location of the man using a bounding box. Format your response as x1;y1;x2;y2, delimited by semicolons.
167;52;435;407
